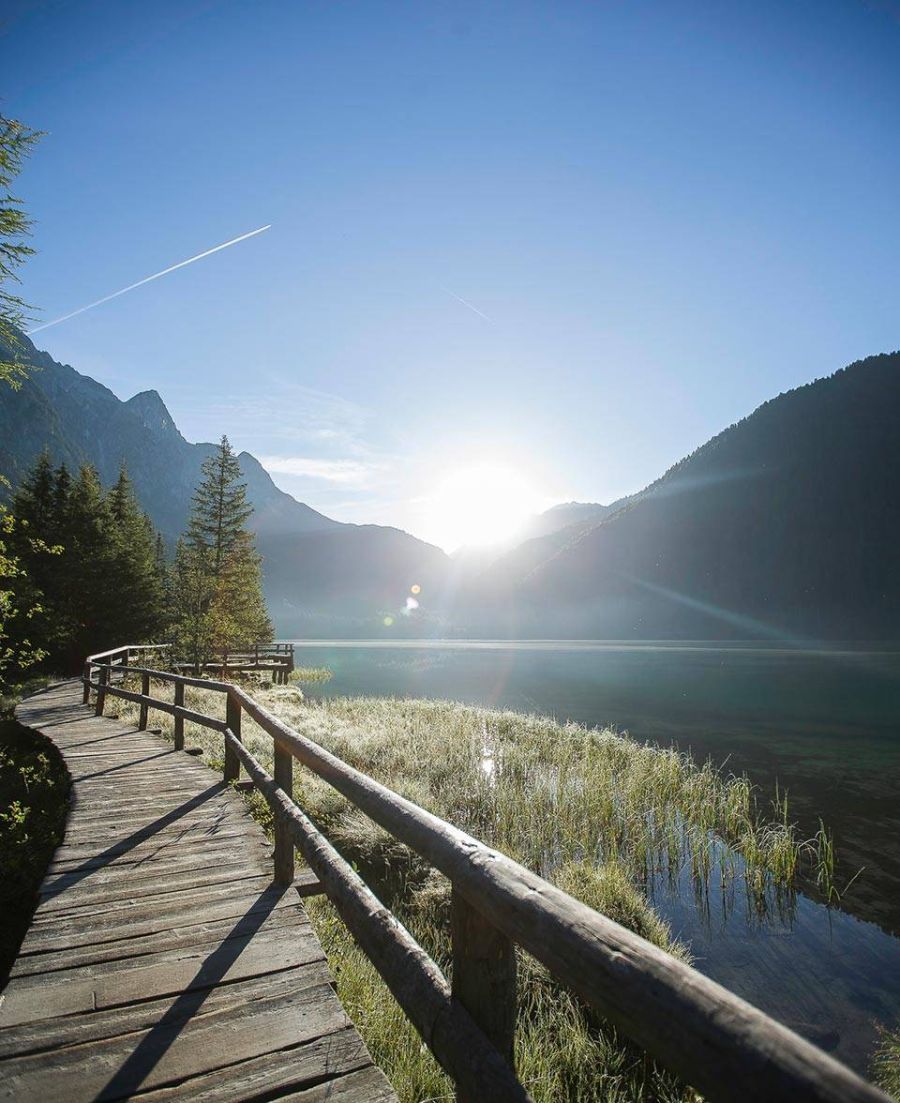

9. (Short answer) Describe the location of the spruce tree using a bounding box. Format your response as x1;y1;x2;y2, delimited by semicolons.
174;437;272;669
105;467;167;644
7;456;169;672
1;114;43;388
189;437;253;578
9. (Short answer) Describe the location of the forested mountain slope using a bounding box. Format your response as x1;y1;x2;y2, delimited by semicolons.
0;329;448;635
465;353;900;640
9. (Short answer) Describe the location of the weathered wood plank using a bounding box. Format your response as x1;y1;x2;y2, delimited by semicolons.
0;923;327;1027
1;682;393;1102
278;1065;398;1103
130;1028;376;1103
10;896;309;977
0;981;351;1102
0;962;333;1059
32;871;275;922
19;884;299;954
37;858;269;910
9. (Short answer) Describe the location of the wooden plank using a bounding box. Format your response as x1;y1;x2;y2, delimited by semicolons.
0;923;327;1027
278;1066;398;1103
19;885;299;954
0;981;351;1102
0;962;333;1059
130;1028;376;1103
10;898;308;977
37;859;269;911
1;679;395;1101
31;869;274;922
45;832;266;874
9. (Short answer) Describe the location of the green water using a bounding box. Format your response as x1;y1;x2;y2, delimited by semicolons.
290;639;900;1073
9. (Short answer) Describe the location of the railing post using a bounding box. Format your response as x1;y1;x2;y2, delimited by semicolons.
173;681;185;751
273;740;295;885
139;671;150;730
95;664;108;716
82;661;91;705
450;888;517;1099
224;692;241;782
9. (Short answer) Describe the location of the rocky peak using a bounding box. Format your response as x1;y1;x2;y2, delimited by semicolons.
124;390;183;439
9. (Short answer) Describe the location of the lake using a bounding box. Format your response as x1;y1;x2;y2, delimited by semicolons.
290;639;900;1074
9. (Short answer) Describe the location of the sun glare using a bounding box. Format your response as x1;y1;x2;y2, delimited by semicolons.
425;464;547;552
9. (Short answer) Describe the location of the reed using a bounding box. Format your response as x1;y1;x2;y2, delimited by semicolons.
113;680;823;1102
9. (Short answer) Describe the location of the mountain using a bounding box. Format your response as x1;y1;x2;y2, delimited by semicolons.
450;498;632;578
0;329;449;636
463;353;900;640
517;499;631;543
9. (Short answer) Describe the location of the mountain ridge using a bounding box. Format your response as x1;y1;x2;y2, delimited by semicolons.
0;328;449;635
465;351;900;640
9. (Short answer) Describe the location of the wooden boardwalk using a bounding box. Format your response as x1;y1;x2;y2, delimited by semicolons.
0;682;396;1103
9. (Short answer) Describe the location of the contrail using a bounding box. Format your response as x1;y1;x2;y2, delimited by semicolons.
441;285;491;322
28;224;272;335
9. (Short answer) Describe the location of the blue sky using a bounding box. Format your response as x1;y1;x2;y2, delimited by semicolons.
4;0;899;549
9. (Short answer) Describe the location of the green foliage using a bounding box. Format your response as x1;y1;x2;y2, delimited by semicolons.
6;453;168;672
0;115;43;389
173;436;272;668
0;472;56;694
0;720;68;984
188;436;253;576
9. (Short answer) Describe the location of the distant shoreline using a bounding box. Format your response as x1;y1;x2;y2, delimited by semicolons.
285;638;900;654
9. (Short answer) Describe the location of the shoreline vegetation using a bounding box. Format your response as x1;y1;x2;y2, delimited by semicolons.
103;670;880;1102
0;701;68;985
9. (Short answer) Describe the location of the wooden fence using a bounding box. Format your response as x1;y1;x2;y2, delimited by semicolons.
82;644;890;1103
172;641;295;683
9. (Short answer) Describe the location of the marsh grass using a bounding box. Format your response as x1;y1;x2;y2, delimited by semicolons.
114;680;815;1102
289;666;334;684
873;1025;900;1100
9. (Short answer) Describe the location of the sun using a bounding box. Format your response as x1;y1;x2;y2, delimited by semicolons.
424;464;546;552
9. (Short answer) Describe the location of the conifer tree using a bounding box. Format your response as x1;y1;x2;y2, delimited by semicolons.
105;467;167;644
174;437;271;669
188;437;254;577
1;114;43;388
7;456;169;672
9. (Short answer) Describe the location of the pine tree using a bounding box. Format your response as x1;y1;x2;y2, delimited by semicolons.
12;450;55;533
188;437;253;579
105;467;167;644
174;437;271;669
1;114;43;388
6;456;169;672
171;538;214;671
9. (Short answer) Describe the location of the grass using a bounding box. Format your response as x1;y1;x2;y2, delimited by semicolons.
873;1026;900;1100
289;666;334;685
0;710;69;986
112;678;826;1102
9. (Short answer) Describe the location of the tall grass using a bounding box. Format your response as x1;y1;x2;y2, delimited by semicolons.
872;1025;900;1100
114;680;817;1103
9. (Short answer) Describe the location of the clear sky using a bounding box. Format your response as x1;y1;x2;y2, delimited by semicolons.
3;0;899;550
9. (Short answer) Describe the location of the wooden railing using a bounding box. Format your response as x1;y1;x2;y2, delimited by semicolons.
172;641;295;684
82;644;889;1103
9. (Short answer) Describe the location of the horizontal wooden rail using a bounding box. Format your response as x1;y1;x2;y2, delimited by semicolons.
82;645;890;1103
223;729;528;1103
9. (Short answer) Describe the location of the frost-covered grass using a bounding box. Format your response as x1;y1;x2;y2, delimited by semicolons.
113;678;820;1102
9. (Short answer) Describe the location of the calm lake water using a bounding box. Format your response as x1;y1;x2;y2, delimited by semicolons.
291;639;900;1073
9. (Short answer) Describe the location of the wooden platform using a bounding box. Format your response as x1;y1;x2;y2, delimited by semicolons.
0;682;396;1102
